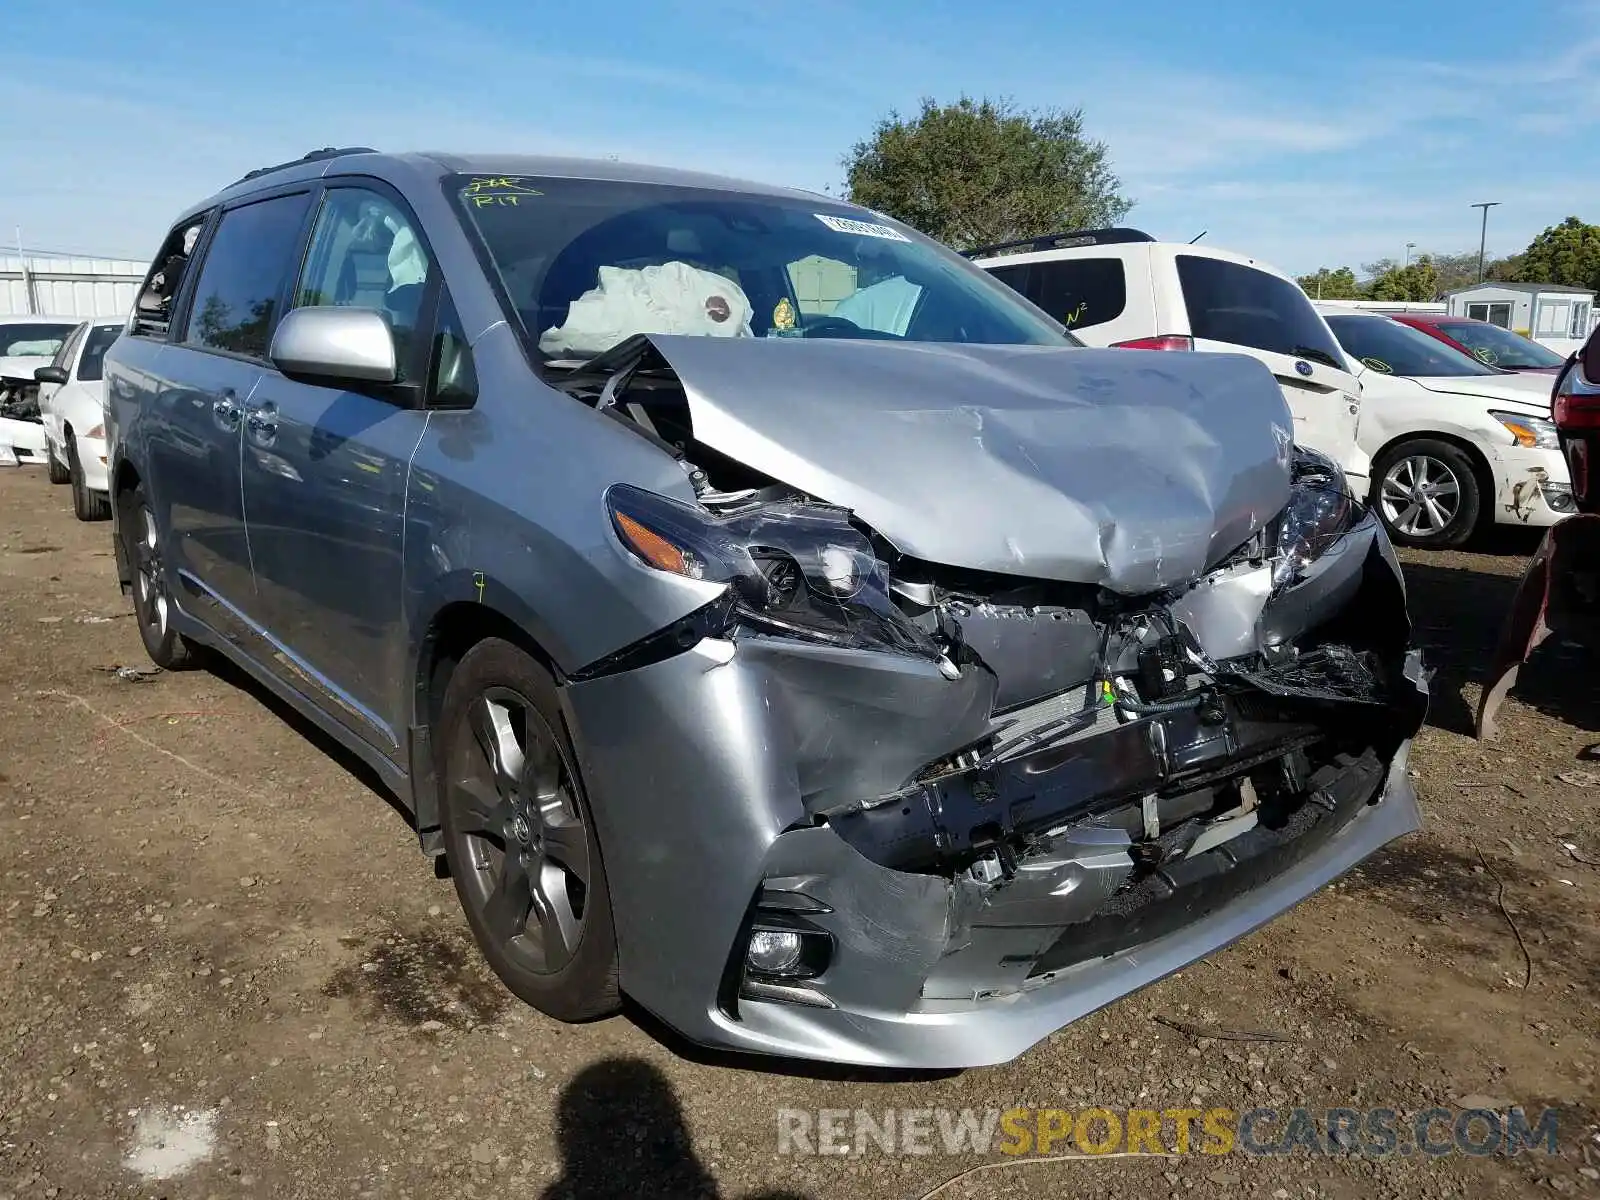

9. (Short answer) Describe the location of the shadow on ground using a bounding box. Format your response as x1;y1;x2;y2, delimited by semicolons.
1401;557;1600;737
199;651;411;820
542;1057;811;1200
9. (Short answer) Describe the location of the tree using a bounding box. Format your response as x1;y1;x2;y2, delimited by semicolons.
1366;255;1441;302
843;96;1132;250
1514;217;1600;290
1296;267;1361;299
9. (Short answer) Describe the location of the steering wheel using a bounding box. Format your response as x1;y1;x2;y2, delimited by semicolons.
799;316;900;340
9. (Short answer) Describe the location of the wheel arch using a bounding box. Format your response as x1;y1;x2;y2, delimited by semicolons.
110;458;143;593
407;581;565;854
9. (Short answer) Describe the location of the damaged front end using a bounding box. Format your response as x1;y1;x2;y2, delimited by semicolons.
564;443;1426;1067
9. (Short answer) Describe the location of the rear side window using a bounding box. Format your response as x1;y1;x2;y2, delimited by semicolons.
132;218;209;339
1176;255;1343;368
985;262;1031;295
184;192;314;359
1029;258;1126;331
76;325;122;382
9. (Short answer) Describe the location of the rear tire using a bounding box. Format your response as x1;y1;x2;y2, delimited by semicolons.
47;443;69;485
69;438;111;521
1370;439;1482;549
122;483;196;669
437;638;620;1022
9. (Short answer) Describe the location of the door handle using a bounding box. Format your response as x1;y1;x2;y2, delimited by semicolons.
213;390;241;430
246;401;279;440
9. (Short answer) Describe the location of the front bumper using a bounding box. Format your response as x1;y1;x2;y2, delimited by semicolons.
1491;445;1575;527
564;514;1425;1069
0;416;47;465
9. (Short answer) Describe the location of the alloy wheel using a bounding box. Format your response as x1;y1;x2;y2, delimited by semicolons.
449;687;590;974
1379;455;1462;537
134;507;170;639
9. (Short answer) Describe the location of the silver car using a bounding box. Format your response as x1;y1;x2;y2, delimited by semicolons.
104;149;1427;1068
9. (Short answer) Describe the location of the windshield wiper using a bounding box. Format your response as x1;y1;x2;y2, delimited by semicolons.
1290;345;1344;371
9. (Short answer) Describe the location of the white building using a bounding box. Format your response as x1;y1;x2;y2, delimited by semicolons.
1443;282;1596;356
0;251;148;320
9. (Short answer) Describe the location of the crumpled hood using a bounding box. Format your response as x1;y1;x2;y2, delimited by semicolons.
0;355;50;383
1411;372;1553;413
647;336;1295;594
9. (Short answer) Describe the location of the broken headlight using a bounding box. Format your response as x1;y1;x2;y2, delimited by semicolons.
1271;448;1355;589
606;485;943;660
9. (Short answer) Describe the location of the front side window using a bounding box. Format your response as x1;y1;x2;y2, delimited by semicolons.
184;192;313;359
76;324;123;382
1028;258;1127;330
1434;320;1565;369
1176;255;1344;368
449;173;1072;361
1327;315;1498;377
0;321;76;359
294;187;432;381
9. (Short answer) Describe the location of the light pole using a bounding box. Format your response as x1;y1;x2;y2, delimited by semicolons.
1404;242;1416;267
1472;202;1500;281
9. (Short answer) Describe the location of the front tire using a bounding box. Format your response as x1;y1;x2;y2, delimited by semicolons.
438;638;619;1022
69;438;111;521
47;442;69;485
1371;439;1482;549
122;483;196;669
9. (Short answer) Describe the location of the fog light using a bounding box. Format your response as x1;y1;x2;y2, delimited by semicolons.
746;929;803;975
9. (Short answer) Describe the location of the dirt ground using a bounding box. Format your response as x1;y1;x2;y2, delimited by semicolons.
2;464;1598;1200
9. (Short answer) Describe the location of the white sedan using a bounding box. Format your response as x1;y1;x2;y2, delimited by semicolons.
33;318;122;520
1319;307;1572;548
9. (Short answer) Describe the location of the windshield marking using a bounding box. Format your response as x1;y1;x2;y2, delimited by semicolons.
463;176;545;209
813;214;911;242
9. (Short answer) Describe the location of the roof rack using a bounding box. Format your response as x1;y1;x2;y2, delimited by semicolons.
962;227;1155;259
233;146;379;186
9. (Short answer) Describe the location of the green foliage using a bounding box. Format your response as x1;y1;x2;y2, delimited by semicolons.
1295;267;1361;299
1366;255;1440;302
1514;217;1600;290
843;96;1132;251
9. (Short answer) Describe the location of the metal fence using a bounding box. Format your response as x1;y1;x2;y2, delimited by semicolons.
0;251;148;319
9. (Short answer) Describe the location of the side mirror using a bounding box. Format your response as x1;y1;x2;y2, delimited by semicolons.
33;365;68;386
269;307;397;385
1581;325;1600;385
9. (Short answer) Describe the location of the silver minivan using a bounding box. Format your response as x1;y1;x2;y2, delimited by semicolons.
105;150;1425;1068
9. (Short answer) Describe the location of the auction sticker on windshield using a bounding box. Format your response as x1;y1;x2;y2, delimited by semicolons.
814;214;912;242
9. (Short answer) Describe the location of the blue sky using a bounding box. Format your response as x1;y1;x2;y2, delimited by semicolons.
6;0;1600;275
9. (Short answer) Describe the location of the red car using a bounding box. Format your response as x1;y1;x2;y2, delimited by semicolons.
1393;313;1566;374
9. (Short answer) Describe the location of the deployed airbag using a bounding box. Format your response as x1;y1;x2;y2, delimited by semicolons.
540;262;754;357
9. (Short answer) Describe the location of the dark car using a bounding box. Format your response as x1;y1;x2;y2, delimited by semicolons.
1393;313;1566;374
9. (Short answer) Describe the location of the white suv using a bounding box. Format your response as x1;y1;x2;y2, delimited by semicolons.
972;230;1369;489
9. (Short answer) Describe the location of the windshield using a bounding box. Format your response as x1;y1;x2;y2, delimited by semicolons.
449;174;1073;360
1432;319;1565;369
0;322;76;359
1325;314;1499;378
76;324;122;382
